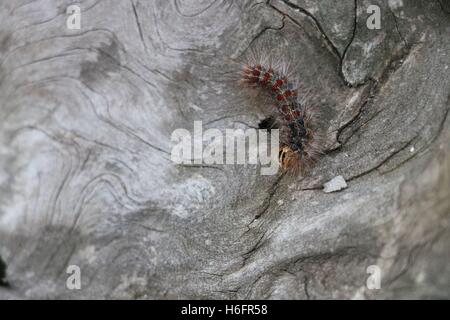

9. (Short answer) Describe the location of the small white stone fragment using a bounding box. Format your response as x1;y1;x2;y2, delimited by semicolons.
323;175;348;193
410;146;415;153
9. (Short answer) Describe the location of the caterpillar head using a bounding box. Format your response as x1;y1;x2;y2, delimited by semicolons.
279;146;301;174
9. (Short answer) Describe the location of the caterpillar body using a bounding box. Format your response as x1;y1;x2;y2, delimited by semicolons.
240;61;323;174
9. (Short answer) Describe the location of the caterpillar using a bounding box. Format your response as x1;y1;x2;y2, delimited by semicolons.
240;55;323;175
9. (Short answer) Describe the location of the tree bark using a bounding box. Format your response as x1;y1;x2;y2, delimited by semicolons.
0;0;449;299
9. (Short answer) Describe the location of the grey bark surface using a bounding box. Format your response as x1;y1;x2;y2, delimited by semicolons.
0;0;449;299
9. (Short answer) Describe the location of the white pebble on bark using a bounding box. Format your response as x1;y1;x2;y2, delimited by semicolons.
323;176;348;193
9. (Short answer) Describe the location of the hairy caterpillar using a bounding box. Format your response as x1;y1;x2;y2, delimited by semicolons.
240;53;323;175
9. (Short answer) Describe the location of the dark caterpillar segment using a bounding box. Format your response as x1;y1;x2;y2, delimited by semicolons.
243;65;298;107
242;64;305;124
261;68;273;85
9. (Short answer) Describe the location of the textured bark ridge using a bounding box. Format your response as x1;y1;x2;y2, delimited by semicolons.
0;1;449;299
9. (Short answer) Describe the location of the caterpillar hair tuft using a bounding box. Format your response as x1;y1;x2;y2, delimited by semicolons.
239;50;324;175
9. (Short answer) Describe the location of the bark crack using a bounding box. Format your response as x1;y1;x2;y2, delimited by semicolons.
437;0;450;14
340;0;358;86
0;256;9;287
278;0;342;60
130;0;148;54
269;0;358;86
